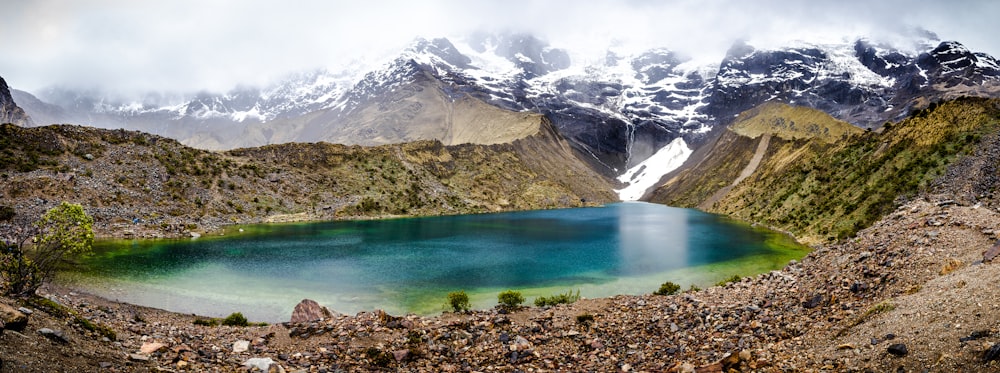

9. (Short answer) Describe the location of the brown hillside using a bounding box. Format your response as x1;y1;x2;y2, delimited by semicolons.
0;120;615;239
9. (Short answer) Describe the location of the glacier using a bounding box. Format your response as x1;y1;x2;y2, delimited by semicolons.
615;137;692;201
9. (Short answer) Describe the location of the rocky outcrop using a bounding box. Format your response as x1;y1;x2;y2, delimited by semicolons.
289;299;334;323
0;303;28;331
0;76;31;126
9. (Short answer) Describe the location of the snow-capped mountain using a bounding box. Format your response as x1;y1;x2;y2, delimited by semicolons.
708;37;1000;128
11;31;1000;200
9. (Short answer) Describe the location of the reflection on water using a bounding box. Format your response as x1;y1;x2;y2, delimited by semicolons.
60;203;807;321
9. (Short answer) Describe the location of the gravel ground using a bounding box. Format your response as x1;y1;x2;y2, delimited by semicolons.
4;195;1000;372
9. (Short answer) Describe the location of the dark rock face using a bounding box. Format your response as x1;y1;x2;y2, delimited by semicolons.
0;76;31;126
708;39;1000;130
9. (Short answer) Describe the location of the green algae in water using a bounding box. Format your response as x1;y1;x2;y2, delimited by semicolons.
61;202;808;321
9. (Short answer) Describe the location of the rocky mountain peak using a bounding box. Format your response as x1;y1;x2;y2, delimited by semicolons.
0;76;31;126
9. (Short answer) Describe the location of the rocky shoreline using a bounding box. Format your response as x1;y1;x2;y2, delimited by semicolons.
3;195;1000;372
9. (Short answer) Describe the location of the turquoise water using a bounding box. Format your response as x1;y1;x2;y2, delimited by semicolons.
60;202;807;322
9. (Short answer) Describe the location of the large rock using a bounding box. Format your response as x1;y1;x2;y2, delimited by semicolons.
0;303;28;332
289;299;334;323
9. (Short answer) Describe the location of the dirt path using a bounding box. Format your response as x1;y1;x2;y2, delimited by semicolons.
700;133;771;209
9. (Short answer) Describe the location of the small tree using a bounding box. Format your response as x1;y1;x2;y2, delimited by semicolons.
447;290;471;313
497;290;524;312
1;202;94;297
654;281;681;296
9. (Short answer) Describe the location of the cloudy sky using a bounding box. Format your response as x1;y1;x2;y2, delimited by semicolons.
2;0;998;95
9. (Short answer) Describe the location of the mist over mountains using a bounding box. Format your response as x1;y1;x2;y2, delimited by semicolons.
8;30;1000;199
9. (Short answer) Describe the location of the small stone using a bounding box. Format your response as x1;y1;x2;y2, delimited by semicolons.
98;362;112;369
392;349;409;362
243;357;275;371
803;294;825;309
176;360;189;369
499;332;510;343
233;340;251;353
590;339;604;350
678;362;696;373
128;353;150;362
37;328;68;343
837;343;856;350
140;342;167;354
16;307;32;316
887;343;908;356
739;349;752;361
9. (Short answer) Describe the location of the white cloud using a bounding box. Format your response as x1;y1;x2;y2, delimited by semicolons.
1;0;997;95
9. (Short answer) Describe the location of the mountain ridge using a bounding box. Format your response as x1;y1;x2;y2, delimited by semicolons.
9;32;1000;200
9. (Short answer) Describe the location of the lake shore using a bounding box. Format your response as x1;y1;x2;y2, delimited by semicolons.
4;195;1000;371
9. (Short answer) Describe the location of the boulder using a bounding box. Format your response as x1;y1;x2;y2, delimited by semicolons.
38;328;69;343
290;299;334;323
243;357;277;372
140;341;167;354
0;303;28;332
233;340;250;353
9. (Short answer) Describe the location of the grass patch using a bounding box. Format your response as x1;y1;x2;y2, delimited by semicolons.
715;274;742;287
534;289;581;307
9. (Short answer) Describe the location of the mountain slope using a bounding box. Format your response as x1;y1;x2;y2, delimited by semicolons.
650;98;1000;245
11;33;1000;198
0;119;615;239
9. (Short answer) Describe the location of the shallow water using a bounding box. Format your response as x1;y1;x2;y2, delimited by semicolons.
59;202;808;321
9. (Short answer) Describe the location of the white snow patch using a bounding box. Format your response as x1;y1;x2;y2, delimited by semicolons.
615;137;692;201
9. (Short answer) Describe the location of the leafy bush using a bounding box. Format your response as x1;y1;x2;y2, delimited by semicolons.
497;290;524;311
221;312;248;327
653;281;681;296
534;289;580;307
447;290;470;313
1;202;94;297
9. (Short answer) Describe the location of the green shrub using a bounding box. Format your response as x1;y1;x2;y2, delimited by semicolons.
447;290;471;313
653;281;681;296
193;318;219;327
688;284;702;292
497;290;524;311
715;274;742;287
221;312;248;327
534;289;581;307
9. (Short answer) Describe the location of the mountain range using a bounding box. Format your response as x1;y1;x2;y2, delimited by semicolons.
8;31;1000;200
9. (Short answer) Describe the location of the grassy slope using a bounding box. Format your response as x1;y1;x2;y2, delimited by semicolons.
651;99;1000;245
0;120;616;238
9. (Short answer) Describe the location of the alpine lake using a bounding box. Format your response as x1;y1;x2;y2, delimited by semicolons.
57;202;809;322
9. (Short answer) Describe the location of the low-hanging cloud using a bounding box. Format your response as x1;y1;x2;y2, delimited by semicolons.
1;0;997;96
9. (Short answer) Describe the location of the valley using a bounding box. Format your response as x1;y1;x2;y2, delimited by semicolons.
3;24;1000;371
